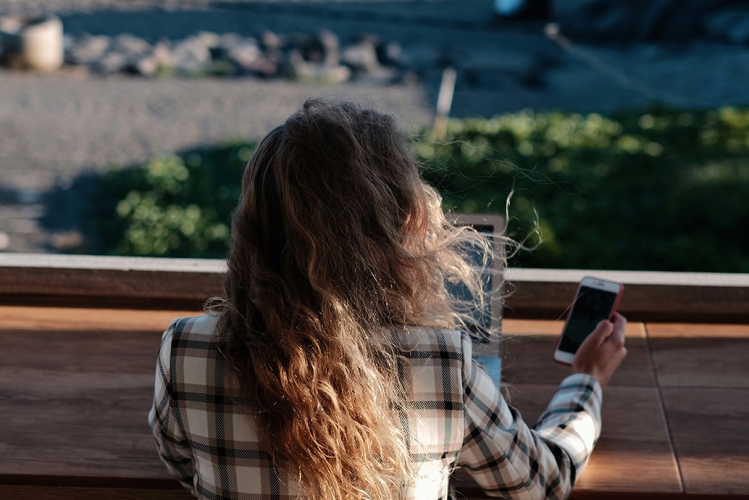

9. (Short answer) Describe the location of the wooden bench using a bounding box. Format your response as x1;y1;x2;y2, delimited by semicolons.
1;255;748;499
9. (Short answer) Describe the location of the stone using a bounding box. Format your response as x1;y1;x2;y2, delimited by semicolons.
284;49;350;83
226;40;263;71
208;34;268;74
152;40;173;67
113;34;151;57
199;31;223;60
210;33;243;60
218;33;244;49
0;16;22;33
341;38;380;72
283;48;308;79
247;58;278;77
171;36;211;74
27;27;415;82
260;30;283;50
131;54;159;76
263;44;284;66
67;35;111;65
317;29;339;52
196;31;221;49
94;51;127;75
320;64;351;83
317;29;340;66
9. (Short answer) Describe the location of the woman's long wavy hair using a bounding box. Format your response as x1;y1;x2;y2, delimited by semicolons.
214;99;494;499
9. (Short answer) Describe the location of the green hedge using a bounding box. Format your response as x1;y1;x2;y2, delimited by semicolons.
92;145;251;258
89;107;749;272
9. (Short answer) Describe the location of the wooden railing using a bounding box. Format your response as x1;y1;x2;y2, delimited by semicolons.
1;253;748;322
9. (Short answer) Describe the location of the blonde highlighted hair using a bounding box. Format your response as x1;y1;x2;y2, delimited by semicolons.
214;99;493;499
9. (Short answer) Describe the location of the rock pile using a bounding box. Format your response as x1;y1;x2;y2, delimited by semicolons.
62;30;416;84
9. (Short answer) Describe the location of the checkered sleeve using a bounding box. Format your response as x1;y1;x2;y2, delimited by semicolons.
148;321;196;495
457;333;602;499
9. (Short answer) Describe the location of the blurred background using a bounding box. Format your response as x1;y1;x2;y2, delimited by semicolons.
0;0;747;271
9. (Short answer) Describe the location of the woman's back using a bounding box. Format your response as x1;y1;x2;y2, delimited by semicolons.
150;315;602;499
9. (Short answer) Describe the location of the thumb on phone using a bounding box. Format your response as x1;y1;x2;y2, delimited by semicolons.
582;319;614;349
604;313;627;349
572;314;627;388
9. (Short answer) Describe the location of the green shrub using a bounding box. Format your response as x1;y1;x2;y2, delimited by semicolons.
92;144;253;258
418;107;749;272
91;107;749;272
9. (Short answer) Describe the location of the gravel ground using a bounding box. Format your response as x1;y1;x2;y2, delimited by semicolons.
0;73;431;252
0;73;431;191
1;1;748;254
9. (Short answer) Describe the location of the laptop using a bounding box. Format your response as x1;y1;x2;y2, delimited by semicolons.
446;213;505;388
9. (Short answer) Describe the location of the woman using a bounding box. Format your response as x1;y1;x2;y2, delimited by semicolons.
149;99;627;500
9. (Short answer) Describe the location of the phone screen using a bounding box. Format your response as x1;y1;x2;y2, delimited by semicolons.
559;285;618;354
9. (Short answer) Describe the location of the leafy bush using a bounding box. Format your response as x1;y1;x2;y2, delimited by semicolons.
419;107;749;272
90;107;749;272
91;144;253;258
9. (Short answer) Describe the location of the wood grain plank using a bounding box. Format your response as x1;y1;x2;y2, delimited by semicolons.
501;321;654;387
503;319;646;337
661;387;749;495
508;385;680;493
0;486;192;500
646;323;749;339
0;306;199;331
502;319;567;336
0;327;178;480
456;384;681;494
647;324;749;388
455;482;745;500
462;320;681;493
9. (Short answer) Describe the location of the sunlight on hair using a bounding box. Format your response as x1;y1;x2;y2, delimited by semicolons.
206;99;526;499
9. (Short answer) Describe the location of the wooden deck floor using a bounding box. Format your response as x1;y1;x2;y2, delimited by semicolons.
1;307;748;499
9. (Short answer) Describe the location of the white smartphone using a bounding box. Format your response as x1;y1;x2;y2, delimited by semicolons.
553;276;624;365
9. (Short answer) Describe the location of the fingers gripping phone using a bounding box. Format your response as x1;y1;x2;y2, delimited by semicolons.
553;277;624;365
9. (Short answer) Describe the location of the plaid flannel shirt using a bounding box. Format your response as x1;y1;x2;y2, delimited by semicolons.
150;315;602;500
